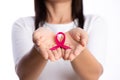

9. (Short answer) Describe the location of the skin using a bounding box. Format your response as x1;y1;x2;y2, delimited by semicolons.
16;0;103;80
62;28;88;61
33;27;62;61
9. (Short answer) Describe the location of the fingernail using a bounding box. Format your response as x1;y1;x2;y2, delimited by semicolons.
82;40;86;46
50;58;56;62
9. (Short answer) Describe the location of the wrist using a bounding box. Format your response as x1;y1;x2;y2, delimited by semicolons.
70;48;86;62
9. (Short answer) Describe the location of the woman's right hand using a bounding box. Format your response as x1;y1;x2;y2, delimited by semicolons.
33;27;62;61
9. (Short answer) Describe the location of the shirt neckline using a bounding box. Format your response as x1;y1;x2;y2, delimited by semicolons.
44;21;75;28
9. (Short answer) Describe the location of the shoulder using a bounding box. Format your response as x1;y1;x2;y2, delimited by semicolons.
84;15;106;33
12;16;35;31
13;16;35;25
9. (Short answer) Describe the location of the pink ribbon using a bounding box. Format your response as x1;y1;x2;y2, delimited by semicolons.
50;32;71;50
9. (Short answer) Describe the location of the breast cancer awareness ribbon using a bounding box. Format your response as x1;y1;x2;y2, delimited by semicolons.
50;32;71;50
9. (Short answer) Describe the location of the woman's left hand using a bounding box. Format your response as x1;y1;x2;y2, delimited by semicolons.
62;28;88;61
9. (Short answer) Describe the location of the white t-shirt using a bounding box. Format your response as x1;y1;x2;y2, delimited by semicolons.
12;15;107;80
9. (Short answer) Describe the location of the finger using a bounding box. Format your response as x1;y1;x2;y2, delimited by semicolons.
69;51;76;61
47;49;56;62
34;36;45;47
61;48;65;58
64;44;71;60
53;49;59;60
33;30;44;42
73;46;82;56
64;49;71;60
75;32;81;42
56;48;62;59
69;45;82;61
51;44;60;60
80;32;88;47
80;38;87;47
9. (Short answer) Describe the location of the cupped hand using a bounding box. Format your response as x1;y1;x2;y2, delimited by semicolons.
62;28;88;61
33;27;62;61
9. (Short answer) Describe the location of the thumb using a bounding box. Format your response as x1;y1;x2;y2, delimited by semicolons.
80;39;87;47
80;31;88;47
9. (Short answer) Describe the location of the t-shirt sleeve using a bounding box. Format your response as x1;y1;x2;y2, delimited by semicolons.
12;18;34;65
84;16;107;67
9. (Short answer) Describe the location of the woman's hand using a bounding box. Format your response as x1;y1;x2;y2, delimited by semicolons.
62;28;88;61
33;27;62;61
69;28;88;46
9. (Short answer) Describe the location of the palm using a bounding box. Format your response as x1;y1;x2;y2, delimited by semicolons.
33;27;62;61
33;27;87;61
62;28;87;61
66;32;84;55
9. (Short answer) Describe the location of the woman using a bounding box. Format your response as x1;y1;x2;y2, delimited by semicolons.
12;0;107;80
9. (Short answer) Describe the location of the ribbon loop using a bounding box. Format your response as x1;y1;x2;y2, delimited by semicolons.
50;32;71;50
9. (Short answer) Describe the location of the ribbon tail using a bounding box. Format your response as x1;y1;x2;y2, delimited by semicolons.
50;46;60;50
62;45;71;50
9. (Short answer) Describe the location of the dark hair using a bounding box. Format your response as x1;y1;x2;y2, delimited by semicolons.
34;0;84;30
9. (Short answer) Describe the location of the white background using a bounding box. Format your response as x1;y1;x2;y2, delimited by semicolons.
0;0;120;80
